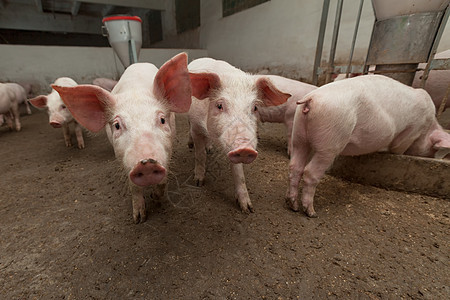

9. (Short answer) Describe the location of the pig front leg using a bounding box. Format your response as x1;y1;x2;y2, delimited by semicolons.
62;123;72;147
129;183;146;223
74;122;85;149
231;163;254;213
10;105;21;131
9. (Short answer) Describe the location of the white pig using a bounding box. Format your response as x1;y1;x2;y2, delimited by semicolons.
29;77;85;149
286;75;450;218
92;78;118;92
0;83;22;131
256;75;317;156
5;83;31;115
189;58;291;212
53;53;192;223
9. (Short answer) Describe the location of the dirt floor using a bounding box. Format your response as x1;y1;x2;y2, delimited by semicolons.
1;108;449;299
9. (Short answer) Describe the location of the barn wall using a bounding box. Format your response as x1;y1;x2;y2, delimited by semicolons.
0;45;207;93
200;0;450;82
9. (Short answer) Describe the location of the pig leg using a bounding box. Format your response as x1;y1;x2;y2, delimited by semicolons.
231;163;254;213
4;112;13;130
130;183;146;223
25;100;32;115
286;142;311;212
300;152;336;217
62;123;72;147
74;122;85;149
191;129;207;186
10;104;21;131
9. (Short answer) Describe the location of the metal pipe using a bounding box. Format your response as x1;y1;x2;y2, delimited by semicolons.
325;0;344;84
421;4;450;88
346;0;364;78
312;0;330;86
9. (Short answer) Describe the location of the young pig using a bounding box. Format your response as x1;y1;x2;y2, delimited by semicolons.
0;83;21;131
287;75;450;218
256;75;317;156
92;78;118;92
29;77;85;149
53;53;192;223
5;83;31;115
189;58;291;212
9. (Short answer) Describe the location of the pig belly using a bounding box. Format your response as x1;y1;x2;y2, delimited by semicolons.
339;125;395;156
0;100;12;113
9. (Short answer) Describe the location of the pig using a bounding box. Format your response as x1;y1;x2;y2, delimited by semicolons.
29;77;85;149
53;53;192;223
92;78;118;92
256;75;317;156
5;83;31;115
286;75;450;218
189;57;291;212
412;50;450;114
0;83;22;131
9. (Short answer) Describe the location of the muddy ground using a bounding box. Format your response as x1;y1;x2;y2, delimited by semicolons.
0;108;449;299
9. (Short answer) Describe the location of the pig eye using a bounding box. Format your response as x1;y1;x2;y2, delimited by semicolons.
61;105;66;109
217;103;223;111
160;117;165;125
253;106;258;112
113;122;120;130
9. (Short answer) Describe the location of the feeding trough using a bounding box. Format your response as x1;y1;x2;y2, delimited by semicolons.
102;15;143;68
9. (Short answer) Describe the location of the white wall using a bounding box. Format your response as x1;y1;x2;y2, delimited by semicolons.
200;0;450;82
0;45;207;93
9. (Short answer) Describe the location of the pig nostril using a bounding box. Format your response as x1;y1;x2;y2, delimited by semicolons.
136;172;144;177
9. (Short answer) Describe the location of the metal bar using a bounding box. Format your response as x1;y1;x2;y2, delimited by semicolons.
312;0;330;86
325;0;344;84
345;0;364;78
421;4;450;88
437;84;450;119
363;18;376;74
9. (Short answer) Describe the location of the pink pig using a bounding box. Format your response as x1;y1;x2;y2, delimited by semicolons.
0;83;22;131
53;53;192;223
287;75;450;217
256;75;317;156
189;57;290;212
29;77;85;149
5;83;31;115
92;78;118;92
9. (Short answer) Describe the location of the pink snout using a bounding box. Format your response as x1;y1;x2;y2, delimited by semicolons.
50;121;62;128
227;147;258;164
129;159;166;186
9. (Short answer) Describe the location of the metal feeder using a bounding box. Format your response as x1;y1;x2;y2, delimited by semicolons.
102;15;143;68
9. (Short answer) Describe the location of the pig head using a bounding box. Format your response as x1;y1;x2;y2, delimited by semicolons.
53;53;192;223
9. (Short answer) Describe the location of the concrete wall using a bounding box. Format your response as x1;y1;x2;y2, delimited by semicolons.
200;0;450;82
0;45;207;94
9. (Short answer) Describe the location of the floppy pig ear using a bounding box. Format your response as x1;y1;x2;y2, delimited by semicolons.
154;52;192;113
52;84;115;132
29;95;48;108
256;77;291;106
189;72;221;100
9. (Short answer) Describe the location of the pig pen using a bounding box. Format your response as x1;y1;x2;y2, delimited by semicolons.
0;108;449;299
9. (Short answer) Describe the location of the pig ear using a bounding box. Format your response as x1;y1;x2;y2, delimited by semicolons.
189;72;221;100
153;52;192;113
430;130;450;159
29;95;48;108
256;77;291;106
52;84;115;132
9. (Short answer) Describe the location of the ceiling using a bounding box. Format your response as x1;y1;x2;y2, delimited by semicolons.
0;0;165;35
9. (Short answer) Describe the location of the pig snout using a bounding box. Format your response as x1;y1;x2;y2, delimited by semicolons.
50;121;62;128
129;159;166;186
227;147;258;164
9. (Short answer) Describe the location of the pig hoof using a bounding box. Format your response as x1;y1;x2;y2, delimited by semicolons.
303;206;317;218
194;178;204;187
78;143;85;149
133;211;147;224
286;198;299;212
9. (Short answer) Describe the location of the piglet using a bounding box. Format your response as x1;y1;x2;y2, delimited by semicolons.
0;83;22;131
29;77;85;149
53;53;192;223
287;75;450;217
256;75;317;156
92;78;118;92
189;57;290;212
5;83;31;115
